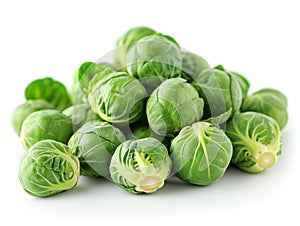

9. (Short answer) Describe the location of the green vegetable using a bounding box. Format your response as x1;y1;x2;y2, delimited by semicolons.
192;67;243;124
18;139;80;197
181;51;210;82
25;77;72;111
241;88;288;129
147;78;204;137
114;26;156;71
88;71;147;124
20;109;73;150
170;121;233;185
229;71;250;99
110;138;172;194
11;100;54;136
62;103;100;131
127;35;182;92
225;112;282;173
71;62;113;104
129;119;171;149
68;121;126;177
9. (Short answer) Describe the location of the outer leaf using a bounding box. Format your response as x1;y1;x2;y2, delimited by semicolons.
25;77;72;111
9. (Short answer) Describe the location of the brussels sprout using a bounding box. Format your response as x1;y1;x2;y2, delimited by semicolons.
74;62;110;94
192;68;243;124
11;100;54;136
71;62;114;104
146;78;204;137
68;121;126;177
241;88;288;129
25;77;72;110
62;103;100;131
170;122;233;185
127;35;182;92
129;119;171;149
114;26;156;71
19;139;80;197
225;112;282;173
20;109;73;150
214;65;250;100
88;71;147;124
229;71;250;99
110;138;172;194
181;51;210;82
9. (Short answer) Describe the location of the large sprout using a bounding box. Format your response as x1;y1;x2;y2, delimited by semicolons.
146;78;204;137
170;122;233;185
88;71;147;124
11;99;54;136
68;121;126;177
110;138;172;194
191;67;243;124
127;34;182;92
18;140;80;197
225;112;282;173
114;26;156;71
20;109;73;150
241;88;288;129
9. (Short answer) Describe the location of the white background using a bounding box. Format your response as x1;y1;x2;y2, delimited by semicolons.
1;0;299;225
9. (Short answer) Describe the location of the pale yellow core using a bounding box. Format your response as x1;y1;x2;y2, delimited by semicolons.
137;176;164;193
258;152;276;169
69;172;74;179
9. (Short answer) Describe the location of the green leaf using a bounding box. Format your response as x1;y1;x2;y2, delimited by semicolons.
25;77;72;111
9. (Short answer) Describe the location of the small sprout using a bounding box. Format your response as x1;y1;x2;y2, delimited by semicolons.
226;112;282;173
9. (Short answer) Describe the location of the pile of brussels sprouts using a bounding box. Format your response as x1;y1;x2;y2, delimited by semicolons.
12;27;288;197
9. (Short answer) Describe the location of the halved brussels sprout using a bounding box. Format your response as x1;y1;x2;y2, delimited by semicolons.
20;109;73;150
68;121;126;177
88;71;147;124
18;139;80;197
62;103;100;131
25;77;72;111
170;122;233;185
241;88;288;129
127;35;182;92
114;26;156;71
11;99;54;136
225;112;282;173
110;138;172;194
181;51;210;82
191;67;243;124
146;78;204;137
